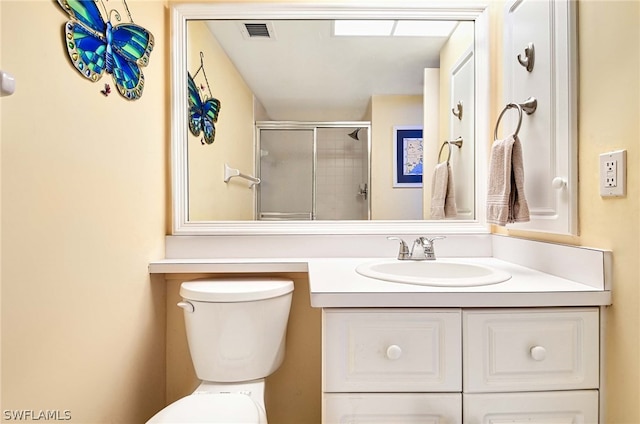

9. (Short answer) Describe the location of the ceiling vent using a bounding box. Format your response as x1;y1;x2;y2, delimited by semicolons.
241;22;276;39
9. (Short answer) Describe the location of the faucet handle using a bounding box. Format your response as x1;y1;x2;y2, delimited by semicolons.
419;236;446;260
387;236;410;260
422;236;446;246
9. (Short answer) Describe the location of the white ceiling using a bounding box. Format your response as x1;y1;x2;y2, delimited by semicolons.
206;20;458;121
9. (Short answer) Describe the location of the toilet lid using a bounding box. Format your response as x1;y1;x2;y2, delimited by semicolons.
180;278;294;302
147;393;262;423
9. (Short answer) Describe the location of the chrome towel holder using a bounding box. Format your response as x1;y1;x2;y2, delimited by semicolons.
437;136;464;164
494;96;538;139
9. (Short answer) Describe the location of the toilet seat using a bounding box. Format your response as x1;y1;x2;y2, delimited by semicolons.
146;393;264;423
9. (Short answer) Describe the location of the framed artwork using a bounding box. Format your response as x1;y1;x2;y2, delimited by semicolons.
393;126;424;187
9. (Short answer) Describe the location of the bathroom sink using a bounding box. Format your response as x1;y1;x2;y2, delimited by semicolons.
355;259;511;287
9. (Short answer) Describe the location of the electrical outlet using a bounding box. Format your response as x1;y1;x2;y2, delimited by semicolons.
600;150;626;197
604;160;617;187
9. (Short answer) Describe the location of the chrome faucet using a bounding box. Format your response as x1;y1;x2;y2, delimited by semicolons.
388;236;446;261
387;236;410;260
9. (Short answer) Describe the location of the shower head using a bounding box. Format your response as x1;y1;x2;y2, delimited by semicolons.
348;128;361;141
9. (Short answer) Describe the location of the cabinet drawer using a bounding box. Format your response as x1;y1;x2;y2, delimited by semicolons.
323;309;461;392
464;390;599;423
324;393;461;424
463;308;599;392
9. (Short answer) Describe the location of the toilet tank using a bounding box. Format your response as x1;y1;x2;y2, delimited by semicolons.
179;277;294;383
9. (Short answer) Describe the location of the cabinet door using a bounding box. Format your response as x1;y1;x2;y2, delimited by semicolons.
323;309;461;392
324;393;461;424
463;308;599;393
464;390;599;424
503;0;578;234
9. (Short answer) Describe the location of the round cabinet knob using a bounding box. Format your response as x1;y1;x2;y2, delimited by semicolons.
386;345;402;360
530;345;547;361
552;177;567;189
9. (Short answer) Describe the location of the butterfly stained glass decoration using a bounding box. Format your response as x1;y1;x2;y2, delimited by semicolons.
57;0;154;100
188;53;221;145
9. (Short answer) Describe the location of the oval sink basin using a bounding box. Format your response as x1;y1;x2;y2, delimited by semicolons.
356;259;511;287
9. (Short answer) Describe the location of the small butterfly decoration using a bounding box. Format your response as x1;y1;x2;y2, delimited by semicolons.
188;52;221;145
101;83;111;97
57;0;154;101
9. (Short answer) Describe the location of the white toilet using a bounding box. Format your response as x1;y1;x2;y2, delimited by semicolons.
147;277;294;423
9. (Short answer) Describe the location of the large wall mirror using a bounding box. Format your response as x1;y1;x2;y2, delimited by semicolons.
171;2;490;235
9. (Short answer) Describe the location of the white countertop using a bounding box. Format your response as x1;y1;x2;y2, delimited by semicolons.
149;255;611;308
306;257;611;308
148;258;308;274
152;228;612;309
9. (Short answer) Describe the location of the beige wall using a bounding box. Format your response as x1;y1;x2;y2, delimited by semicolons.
0;0;3;407
575;5;640;421
187;21;255;221
370;95;426;220
1;1;166;422
2;1;640;423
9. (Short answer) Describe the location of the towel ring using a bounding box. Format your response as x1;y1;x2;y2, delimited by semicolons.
437;136;464;163
494;97;538;140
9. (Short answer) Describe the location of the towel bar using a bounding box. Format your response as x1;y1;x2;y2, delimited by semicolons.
437;136;464;163
494;97;537;140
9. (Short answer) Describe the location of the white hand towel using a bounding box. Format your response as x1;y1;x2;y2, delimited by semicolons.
486;135;530;225
430;162;457;219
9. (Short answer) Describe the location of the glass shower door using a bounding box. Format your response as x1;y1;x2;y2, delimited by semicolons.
258;129;314;220
316;127;369;220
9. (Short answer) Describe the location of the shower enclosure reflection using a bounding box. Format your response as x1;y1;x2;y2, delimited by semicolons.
185;17;475;222
257;123;370;220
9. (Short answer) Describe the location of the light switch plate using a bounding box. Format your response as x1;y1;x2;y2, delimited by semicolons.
600;150;626;197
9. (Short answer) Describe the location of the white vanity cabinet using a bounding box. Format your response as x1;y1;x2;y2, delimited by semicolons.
323;309;462;423
322;307;601;424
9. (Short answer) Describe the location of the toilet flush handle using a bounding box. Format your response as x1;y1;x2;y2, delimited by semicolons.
177;301;195;313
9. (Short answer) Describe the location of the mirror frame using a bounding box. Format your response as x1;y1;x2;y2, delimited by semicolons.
171;1;490;235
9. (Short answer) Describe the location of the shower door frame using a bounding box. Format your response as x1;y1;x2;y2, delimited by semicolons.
255;121;372;221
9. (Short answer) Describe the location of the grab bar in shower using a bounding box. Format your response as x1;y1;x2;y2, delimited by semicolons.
259;212;313;220
223;163;261;187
